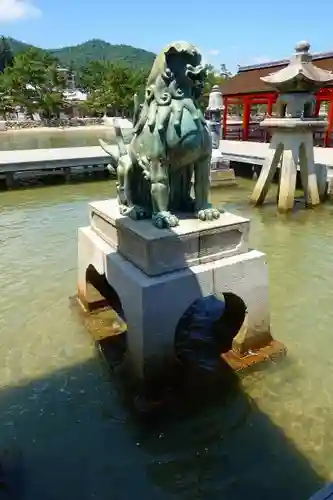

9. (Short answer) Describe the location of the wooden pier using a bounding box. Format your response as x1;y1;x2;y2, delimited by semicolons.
219;140;333;169
0;145;117;189
1;140;333;190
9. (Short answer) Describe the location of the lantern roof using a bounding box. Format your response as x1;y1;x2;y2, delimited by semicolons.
260;41;333;93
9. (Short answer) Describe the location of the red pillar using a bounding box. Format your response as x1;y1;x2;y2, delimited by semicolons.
222;97;228;139
242;97;250;141
324;95;333;147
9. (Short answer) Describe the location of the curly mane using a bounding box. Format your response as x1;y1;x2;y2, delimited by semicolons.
133;41;206;135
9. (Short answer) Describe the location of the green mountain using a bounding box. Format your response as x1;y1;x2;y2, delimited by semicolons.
4;37;35;54
4;37;156;70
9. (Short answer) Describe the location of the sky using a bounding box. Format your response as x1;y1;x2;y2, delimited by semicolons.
0;0;333;73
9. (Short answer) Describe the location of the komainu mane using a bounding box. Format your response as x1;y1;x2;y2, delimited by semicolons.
100;40;221;229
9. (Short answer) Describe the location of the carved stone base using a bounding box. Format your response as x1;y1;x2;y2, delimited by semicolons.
89;198;250;276
77;200;286;381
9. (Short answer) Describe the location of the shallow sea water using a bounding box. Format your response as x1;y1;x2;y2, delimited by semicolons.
1;178;333;499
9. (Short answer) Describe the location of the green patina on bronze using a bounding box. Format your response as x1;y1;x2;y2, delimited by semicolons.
99;40;221;229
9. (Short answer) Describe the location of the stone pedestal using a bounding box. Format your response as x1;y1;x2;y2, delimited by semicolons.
210;150;236;187
210;168;236;187
77;199;286;380
251;118;324;212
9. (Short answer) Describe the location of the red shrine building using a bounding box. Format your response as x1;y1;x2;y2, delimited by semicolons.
221;51;333;147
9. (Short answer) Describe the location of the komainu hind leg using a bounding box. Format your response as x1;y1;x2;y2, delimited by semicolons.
179;165;195;213
123;205;150;220
194;155;222;221
116;156;130;213
119;156;151;220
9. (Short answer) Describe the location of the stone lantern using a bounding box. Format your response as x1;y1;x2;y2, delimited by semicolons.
206;85;235;186
206;85;223;149
250;41;333;212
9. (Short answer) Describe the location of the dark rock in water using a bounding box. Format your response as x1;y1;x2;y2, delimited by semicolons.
175;295;226;373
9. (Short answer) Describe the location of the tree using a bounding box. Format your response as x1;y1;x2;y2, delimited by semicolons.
0;37;14;73
79;60;110;93
1;48;66;118
198;64;230;110
0;70;15;117
83;61;148;116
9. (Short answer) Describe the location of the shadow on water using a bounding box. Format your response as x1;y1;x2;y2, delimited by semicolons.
0;357;326;500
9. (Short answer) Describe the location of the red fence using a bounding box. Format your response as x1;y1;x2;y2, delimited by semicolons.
222;89;333;147
223;122;331;147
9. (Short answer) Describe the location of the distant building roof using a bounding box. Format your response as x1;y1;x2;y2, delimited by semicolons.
221;50;333;96
64;90;87;101
24;85;86;102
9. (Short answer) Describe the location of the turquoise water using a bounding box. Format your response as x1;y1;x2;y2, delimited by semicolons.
1;179;333;499
0;128;119;150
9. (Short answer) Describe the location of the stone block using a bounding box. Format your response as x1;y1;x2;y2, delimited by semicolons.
89;199;250;276
78;226;214;377
77;225;275;380
210;168;236;187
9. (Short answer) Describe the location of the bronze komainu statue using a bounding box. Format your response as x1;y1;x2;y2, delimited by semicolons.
99;40;221;229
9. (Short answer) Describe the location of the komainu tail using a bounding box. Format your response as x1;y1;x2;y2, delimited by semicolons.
99;138;119;170
113;119;127;156
99;118;127;168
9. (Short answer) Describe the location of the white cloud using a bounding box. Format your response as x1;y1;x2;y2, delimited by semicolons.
207;49;220;56
0;0;41;22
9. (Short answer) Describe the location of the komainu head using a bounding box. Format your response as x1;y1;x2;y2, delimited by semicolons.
147;41;206;99
133;41;207;133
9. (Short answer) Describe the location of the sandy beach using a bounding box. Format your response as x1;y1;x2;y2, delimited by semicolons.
2;124;111;134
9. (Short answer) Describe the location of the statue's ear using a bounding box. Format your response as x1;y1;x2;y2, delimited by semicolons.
165;47;181;71
164;45;179;56
165;46;180;66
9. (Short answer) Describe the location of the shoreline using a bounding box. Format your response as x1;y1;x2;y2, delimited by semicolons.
1;124;116;134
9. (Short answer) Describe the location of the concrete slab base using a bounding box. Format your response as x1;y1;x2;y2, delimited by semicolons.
76;199;286;382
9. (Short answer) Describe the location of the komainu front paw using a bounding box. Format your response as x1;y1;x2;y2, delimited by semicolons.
197;205;222;221
124;205;150;220
152;211;179;229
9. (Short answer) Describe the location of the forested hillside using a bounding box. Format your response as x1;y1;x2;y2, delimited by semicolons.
4;37;156;70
